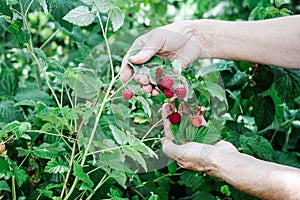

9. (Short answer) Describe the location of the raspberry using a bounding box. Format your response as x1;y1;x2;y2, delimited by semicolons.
164;88;174;98
156;68;163;78
26;168;35;176
169;112;181;124
159;76;174;89
122;90;133;100
191;117;203;127
175;87;187;99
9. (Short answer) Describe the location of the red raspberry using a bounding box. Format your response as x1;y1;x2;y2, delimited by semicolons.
164;88;174;98
191;117;202;127
156;68;163;78
175;87;187;99
169;112;181;124
122;90;133;100
159;76;174;89
26;168;35;176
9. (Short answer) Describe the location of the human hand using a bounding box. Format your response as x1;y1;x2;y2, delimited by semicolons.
161;103;238;173
120;20;203;94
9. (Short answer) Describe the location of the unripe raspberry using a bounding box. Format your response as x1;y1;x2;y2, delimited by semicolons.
122;90;133;100
164;88;174;98
156;68;163;78
175;87;187;99
159;76;174;89
169;112;181;124
191;117;202;127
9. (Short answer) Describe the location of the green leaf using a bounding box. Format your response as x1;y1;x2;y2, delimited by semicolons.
109;125;128;145
13;168;28;187
0;180;10;192
48;0;75;32
240;135;274;158
135;96;152;118
0;101;24;123
73;161;94;187
0;71;18;96
0;1;13;17
0;121;30;140
63;6;95;26
122;146;147;172
93;0;113;13
0;157;11;179
45;159;69;174
15;88;55;106
110;170;127;188
206;82;227;102
109;6;125;32
203;126;221;144
7;20;30;45
274;68;300;102
38;0;48;14
37;189;53;198
179;171;204;191
252;95;275;130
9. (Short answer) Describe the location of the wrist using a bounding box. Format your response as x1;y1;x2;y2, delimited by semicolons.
189;19;216;59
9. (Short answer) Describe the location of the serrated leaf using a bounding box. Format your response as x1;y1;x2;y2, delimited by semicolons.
15;88;55;106
206;82;227;103
38;0;48;14
7;20;30;44
73;161;94;187
37;189;53;198
16;147;31;157
274;68;300;102
45;159;69;174
0;101;24;123
253;95;275;130
0;1;13;17
63;6;95;26
109;125;128;145
0;71;18;96
109;6;124;32
13;168;28;187
122;146;147;172
33;149;57;159
48;0;75;31
0;180;10;192
0;157;11;179
110;170;127;188
93;0;113;13
135;96;151;118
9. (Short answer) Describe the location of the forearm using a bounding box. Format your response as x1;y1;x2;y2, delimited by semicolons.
211;151;300;199
191;15;300;69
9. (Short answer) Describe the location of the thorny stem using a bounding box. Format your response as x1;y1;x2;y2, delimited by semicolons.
60;88;104;199
20;0;43;91
95;6;114;79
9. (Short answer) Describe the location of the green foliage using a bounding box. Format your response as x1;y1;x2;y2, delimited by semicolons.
0;0;299;199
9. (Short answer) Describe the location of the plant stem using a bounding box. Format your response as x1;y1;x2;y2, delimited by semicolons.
95;7;114;79
60;88;103;199
12;176;16;200
40;29;60;49
86;173;109;200
20;0;43;91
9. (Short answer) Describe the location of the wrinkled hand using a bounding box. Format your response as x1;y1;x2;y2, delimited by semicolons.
120;21;202;94
161;103;238;173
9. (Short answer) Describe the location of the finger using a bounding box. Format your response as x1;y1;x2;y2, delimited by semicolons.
129;30;163;64
162;103;175;140
134;74;150;85
178;101;190;114
151;88;160;96
142;84;152;93
120;64;133;83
